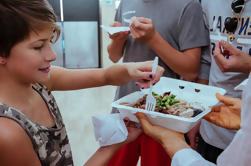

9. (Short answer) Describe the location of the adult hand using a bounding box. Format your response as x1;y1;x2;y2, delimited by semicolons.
109;22;130;41
214;40;251;74
135;112;190;158
129;17;156;43
204;93;242;130
126;61;164;89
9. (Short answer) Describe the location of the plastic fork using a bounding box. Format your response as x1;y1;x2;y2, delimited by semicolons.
146;57;159;112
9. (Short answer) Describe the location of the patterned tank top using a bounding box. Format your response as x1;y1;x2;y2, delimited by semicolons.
0;83;74;166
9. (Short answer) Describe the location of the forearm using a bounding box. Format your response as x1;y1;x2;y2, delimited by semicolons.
107;39;126;63
244;56;251;74
47;66;108;91
84;144;123;166
47;64;133;91
104;63;133;86
147;32;200;81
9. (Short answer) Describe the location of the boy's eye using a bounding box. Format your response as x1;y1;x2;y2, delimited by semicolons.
34;45;44;50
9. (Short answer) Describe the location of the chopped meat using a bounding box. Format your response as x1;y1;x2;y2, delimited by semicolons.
130;92;203;118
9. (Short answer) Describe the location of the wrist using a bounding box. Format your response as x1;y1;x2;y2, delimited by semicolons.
161;134;190;158
239;53;251;74
109;38;126;52
242;58;251;74
112;38;127;46
146;31;160;47
248;57;251;74
105;63;132;85
98;142;124;153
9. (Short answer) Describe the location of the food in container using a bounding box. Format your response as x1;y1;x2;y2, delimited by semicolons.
112;77;226;133
131;92;204;118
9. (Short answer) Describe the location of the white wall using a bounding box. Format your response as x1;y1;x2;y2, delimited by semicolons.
53;1;118;165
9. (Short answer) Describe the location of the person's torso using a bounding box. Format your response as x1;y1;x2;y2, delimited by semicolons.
203;0;251;98
0;83;73;166
114;0;203;99
200;0;251;149
119;0;199;73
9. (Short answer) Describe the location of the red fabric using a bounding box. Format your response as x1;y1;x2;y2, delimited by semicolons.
107;133;171;166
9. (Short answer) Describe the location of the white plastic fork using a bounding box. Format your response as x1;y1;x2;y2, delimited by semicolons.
146;57;159;112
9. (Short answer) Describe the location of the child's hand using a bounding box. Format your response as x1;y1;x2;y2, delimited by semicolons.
109;22;130;41
123;118;142;144
204;93;242;130
126;61;164;89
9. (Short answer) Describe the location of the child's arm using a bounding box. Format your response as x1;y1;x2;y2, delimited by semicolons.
84;119;142;166
84;143;124;166
45;61;164;91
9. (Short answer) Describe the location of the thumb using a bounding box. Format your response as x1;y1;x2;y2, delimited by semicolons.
216;93;234;106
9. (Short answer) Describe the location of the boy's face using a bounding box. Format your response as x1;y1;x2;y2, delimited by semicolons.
5;28;56;84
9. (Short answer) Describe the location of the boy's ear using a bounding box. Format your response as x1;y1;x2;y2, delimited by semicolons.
0;56;7;65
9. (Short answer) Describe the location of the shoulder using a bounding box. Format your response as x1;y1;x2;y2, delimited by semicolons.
183;0;202;12
0;117;41;166
0;117;27;145
172;0;202;21
177;0;204;23
172;0;201;10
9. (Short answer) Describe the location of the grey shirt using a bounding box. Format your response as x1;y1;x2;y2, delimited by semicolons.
113;0;210;107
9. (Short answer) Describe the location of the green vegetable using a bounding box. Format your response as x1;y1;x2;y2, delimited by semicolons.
153;91;180;107
152;92;158;96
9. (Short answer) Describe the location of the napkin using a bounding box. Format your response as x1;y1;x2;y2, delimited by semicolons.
92;113;128;147
100;25;130;35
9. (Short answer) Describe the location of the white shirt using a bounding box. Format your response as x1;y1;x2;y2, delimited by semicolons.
172;73;251;166
200;0;251;149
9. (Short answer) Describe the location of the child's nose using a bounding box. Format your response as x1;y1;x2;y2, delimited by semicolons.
45;47;57;62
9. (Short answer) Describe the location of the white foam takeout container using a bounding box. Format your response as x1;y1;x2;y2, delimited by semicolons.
112;77;226;133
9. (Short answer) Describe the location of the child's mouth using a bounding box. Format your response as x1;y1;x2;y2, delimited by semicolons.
39;66;50;73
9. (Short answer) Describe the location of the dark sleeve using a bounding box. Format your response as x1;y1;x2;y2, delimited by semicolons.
178;1;210;51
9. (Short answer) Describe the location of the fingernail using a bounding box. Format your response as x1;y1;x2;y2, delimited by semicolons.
226;55;230;59
141;87;144;89
149;74;153;79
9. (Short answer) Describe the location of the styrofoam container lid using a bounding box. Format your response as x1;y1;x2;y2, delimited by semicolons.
112;77;226;133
